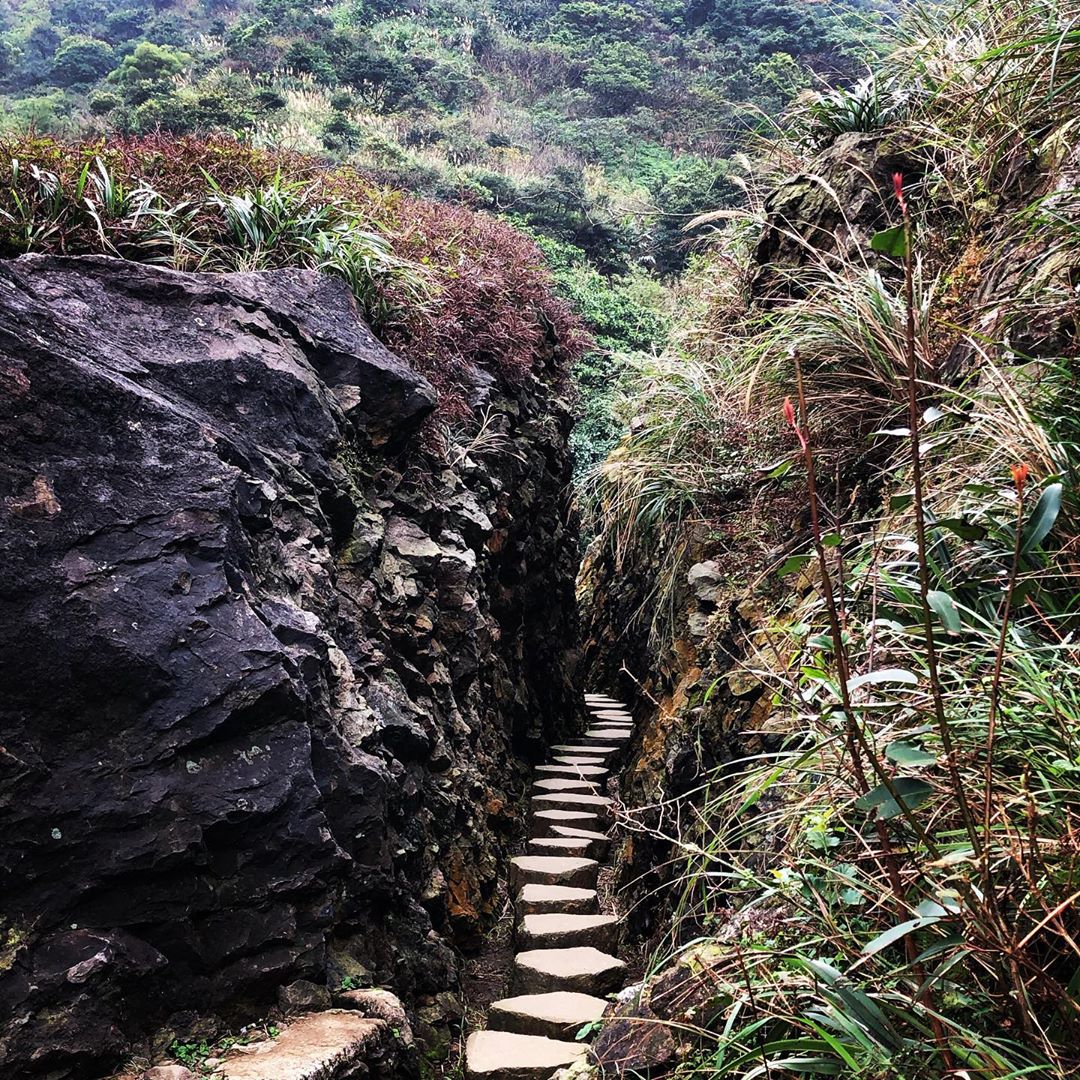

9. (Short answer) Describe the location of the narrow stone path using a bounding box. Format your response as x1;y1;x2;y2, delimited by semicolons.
464;693;636;1080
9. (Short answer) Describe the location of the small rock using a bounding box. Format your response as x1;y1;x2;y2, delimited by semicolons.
592;1003;677;1076
336;988;414;1044
687;560;723;604
278;979;332;1013
142;1068;198;1080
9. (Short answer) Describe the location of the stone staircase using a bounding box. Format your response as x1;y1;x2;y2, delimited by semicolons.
464;693;635;1080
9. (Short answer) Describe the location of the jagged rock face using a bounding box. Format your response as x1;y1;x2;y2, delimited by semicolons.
751;130;916;303
0;255;580;1078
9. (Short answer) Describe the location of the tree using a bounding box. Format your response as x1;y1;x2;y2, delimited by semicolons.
582;41;657;112
111;42;189;104
51;35;114;86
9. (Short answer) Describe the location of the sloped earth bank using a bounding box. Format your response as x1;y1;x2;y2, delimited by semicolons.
0;255;581;1079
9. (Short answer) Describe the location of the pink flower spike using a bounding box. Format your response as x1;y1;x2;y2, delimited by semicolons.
892;171;908;214
783;397;797;429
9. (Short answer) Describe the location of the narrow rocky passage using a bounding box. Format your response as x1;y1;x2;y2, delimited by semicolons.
463;694;637;1080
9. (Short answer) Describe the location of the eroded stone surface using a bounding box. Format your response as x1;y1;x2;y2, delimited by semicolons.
0;255;581;1075
519;913;621;952
218;1011;392;1080
509;856;598;891
517;885;598;916
464;1030;586;1080
513;947;626;996
488;991;608;1041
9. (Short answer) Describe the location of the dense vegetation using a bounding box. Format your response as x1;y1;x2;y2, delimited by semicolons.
0;133;588;419
0;0;881;273
0;0;887;466
585;0;1080;1073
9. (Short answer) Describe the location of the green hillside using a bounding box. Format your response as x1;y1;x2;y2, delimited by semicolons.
0;0;885;274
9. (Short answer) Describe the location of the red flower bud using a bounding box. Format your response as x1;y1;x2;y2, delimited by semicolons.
892;171;908;215
1010;463;1030;495
783;397;796;429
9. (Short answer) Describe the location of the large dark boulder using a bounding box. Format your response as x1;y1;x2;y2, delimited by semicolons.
0;256;580;1076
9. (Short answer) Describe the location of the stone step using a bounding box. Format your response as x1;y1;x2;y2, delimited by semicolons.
531;810;602;838
550;745;611;757
583;729;631;742
530;833;606;861
535;764;608;779
519;913;622;952
464;1030;586;1080
531;778;599;794
550;826;610;859
514;946;627;996
551;755;610;768
517;884;598;916
589;712;633;724
531;793;612;818
527;836;595;860
510;855;598;891
217;1011;388;1080
487;991;608;1041
584;694;621;705
552;752;616;765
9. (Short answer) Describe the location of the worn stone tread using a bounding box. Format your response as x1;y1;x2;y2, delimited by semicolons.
583;729;631;741
517;884;599;916
218;1011;387;1080
527;836;595;859
464;1030;586;1080
514;946;627;996
550;824;609;841
531;810;602;838
487;991;608;1041
509;855;598;891
531;778;599;794
519;913;621;952
535;764;608;779
550;745;611;756
531;793;612;814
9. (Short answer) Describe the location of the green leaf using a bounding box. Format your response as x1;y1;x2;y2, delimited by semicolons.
765;458;795;479
855;777;934;820
885;739;936;766
862;913;941;956
1022;482;1063;552
780;554;812;576
890;491;915;511
846;667;918;693
927;589;962;633
870;224;908;257
821;532;843;547
931;517;987;541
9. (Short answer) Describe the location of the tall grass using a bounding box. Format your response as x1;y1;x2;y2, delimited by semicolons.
586;0;1080;1072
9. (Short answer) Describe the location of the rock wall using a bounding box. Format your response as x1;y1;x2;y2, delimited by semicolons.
0;255;580;1078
